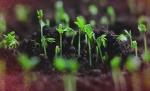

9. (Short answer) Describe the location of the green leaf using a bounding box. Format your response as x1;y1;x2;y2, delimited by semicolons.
83;24;94;40
74;16;86;29
96;34;107;47
37;9;44;20
117;34;128;42
88;4;98;15
111;56;121;70
18;54;39;71
56;24;64;34
131;40;137;49
138;23;147;33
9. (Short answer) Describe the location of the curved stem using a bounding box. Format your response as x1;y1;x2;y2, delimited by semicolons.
60;33;62;56
88;39;92;66
78;30;81;57
144;33;148;53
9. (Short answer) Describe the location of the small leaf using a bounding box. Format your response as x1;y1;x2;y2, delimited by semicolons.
138;23;147;33
131;40;137;49
117;34;128;42
74;16;86;29
111;56;121;70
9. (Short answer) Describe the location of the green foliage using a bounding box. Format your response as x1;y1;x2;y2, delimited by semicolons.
41;36;55;49
100;16;110;25
88;4;98;15
0;13;6;34
0;31;19;49
54;57;79;73
15;4;30;22
131;40;137;49
107;6;116;24
18;54;39;71
37;9;44;20
138;23;147;33
83;24;94;40
142;51;150;62
117;34;128;42
96;34;107;47
75;16;86;29
56;24;65;34
125;56;141;72
111;56;121;70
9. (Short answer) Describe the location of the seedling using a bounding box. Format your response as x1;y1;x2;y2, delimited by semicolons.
111;56;127;91
88;4;98;16
117;34;128;42
0;31;19;49
15;4;30;22
54;57;78;91
56;24;66;56
107;6;116;24
18;54;39;91
96;34;107;63
74;16;86;57
90;19;96;27
83;24;94;66
55;1;70;26
138;23;148;53
100;16;110;25
37;9;53;56
0;13;6;34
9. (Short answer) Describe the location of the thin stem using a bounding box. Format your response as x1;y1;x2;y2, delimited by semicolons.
60;33;62;56
78;30;81;57
96;46;99;62
144;33;148;53
135;47;138;57
88;38;92;66
99;46;104;63
71;35;75;46
40;20;47;57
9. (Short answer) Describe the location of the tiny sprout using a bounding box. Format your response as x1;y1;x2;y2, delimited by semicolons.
56;24;65;56
138;23;147;33
131;40;138;57
125;56;141;72
83;24;94;66
138;23;148;53
54;57;79;73
0;13;6;34
107;6;116;24
96;34;107;62
88;4;98;15
111;56;121;70
37;9;44;20
0;31;19;49
100;16;110;25
15;4;30;22
75;16;86;57
117;34;128;42
18;54;39;71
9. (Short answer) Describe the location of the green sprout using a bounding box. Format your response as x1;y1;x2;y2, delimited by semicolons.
37;9;53;57
55;45;60;57
64;27;77;46
54;57;78;91
0;13;6;34
138;23;148;53
117;34;128;42
111;56;121;70
18;54;39;71
0;31;19;49
96;34;107;63
142;51;150;63
88;4;98;16
55;1;70;26
74;16;86;57
56;24;65;56
107;6;116;24
125;56;141;72
83;24;94;66
15;4;30;22
100;16;110;25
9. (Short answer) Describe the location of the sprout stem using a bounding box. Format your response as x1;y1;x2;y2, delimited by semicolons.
78;30;81;57
88;38;92;66
60;33;63;56
144;33;148;53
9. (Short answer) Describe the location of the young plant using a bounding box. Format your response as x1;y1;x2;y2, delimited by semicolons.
107;6;116;24
56;24;65;56
74;16;86;57
54;57;79;91
117;34;128;42
88;4;98;16
17;54;39;91
55;1;70;26
83;24;94;66
0;31;19;49
138;23;148;53
37;9;53;57
0;13;6;35
96;34;107;63
111;56;127;91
